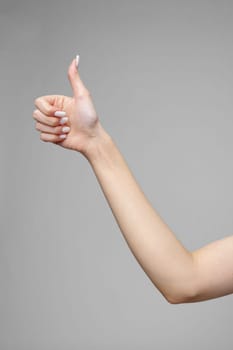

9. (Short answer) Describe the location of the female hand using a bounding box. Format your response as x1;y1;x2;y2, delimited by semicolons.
33;56;101;155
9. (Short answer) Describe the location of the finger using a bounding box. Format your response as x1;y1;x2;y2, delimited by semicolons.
34;95;59;116
33;109;68;127
35;122;70;135
67;56;89;99
40;132;67;143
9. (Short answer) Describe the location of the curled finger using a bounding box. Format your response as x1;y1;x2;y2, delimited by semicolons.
35;122;70;135
33;109;68;127
40;132;67;143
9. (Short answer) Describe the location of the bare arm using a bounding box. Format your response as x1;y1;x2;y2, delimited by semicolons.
190;235;233;302
84;126;233;304
33;56;233;305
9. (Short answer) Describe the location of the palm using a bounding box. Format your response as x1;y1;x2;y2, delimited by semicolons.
51;94;99;151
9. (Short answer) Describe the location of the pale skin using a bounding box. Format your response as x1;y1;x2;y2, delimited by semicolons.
33;57;233;304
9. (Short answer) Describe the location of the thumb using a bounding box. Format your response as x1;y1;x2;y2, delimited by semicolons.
68;55;88;98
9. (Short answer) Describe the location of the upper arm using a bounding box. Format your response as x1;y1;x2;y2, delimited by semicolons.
190;235;233;303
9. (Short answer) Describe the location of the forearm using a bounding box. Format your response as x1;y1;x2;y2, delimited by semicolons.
83;123;198;304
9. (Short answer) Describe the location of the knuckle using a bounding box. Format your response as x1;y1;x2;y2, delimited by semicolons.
34;97;40;106
40;133;47;142
35;122;40;131
32;109;38;118
49;118;58;127
54;126;62;134
47;106;54;115
54;134;60;141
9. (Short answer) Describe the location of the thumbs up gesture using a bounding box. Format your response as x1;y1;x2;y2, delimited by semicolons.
33;55;102;156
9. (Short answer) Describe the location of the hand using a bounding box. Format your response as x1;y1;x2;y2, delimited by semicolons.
33;56;101;155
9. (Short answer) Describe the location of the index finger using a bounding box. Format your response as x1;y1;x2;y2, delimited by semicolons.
34;95;58;116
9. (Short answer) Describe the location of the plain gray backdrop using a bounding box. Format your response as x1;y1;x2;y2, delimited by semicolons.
1;0;233;349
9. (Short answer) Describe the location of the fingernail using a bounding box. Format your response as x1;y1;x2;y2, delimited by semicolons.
62;126;70;133
54;111;66;117
76;54;80;70
59;134;67;139
60;117;68;125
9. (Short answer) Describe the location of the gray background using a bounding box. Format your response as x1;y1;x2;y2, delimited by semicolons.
1;0;233;349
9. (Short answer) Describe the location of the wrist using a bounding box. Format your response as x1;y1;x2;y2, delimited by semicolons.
80;122;113;162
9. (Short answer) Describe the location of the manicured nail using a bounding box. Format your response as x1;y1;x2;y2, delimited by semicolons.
62;126;70;133
59;134;67;139
54;111;66;117
60;117;68;125
76;54;80;70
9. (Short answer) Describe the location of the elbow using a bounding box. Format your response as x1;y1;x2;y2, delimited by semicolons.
165;291;198;305
163;283;199;305
165;293;183;305
166;294;191;305
154;253;200;305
